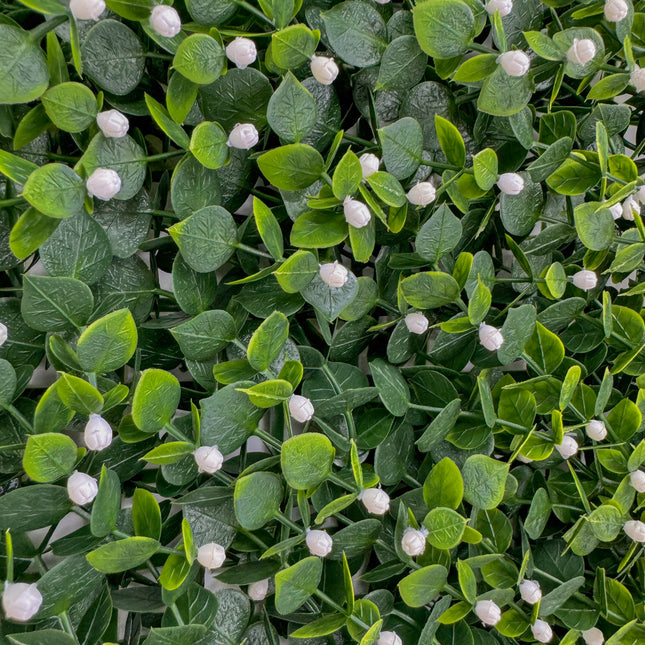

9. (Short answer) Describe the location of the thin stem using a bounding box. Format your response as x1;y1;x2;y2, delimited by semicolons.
164;422;194;444
233;242;274;259
255;427;282;449
233;0;275;25
30;15;67;41
143;150;186;162
0;197;26;208
58;611;79;643
170;603;185;625
6;404;33;434
274;510;303;534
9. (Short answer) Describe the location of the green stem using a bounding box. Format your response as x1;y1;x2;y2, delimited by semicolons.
6;404;33;434
170;603;185;625
164;422;194;445
30;15;67;42
255;427;282;449
233;242;274;259
143;150;186;163
0;197;26;208
233;0;275;25
274;510;303;533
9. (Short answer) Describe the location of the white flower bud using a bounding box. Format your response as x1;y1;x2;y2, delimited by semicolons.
2;582;42;622
306;529;333;557
572;270;597;292
531;619;553;643
0;323;8;347
226;37;257;69
405;312;429;335
401;527;428;556
96;110;129;138
310;56;339;85
197;542;226;569
359;488;390;515
86;168;121;201
497;172;524;195
604;0;628;22
407;182;436;206
622;196;638;220
227;123;259;149
474;600;501;626
319;261;348;288
479;323;504;351
288;394;315;423
586;419;607;441
567;38;596;66
150;5;181;38
582;627;605;645
630;470;645;493
67;471;98;506
624;519;645;541
519;580;542;604
84;414;113;451
359;153;380;179
609;202;623;219
373;0;390;5
377;632;402;645
555;434;578;460
343;197;371;228
248;579;269;601
486;0;513;15
498;50;530;77
193;445;224;474
69;0;105;20
631;65;645;92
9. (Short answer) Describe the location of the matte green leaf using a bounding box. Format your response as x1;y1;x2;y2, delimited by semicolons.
77;309;137;372
400;271;461;309
87;536;161;573
462;454;509;509
267;72;317;143
42;82;97;133
281;433;335;490
234;471;283;530
398;565;448;607
23;163;85;219
132;369;181;433
275;556;323;614
170;310;236;361
416;205;462;263
423;457;463;510
57;373;104;414
247;311;289;371
189;121;228;169
370;358;409;417
174;34;225;85
258;144;324;190
23;432;78;483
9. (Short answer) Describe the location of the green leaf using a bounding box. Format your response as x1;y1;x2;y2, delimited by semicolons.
258;144;324;190
234;471;283;530
87;536;161;573
275;556;323;614
143;441;195;465
57;373;104;414
170;310;236;361
173;34;225;85
423;457;463;510
378;117;423;180
290;211;348;249
416;398;461;451
281;433;335;490
90;466;121;537
0;484;72;532
23;432;78;482
267;72;317;143
333;149;362;201
0;24;49;104
416;204;463;263
9;207;60;260
376;35;427;91
322;1;386;67
253;197;284;261
132;488;162;540
290;614;347;638
189;121;228;169
9;631;77;645
237;379;293;407
473;148;498;191
400;271;461;309
413;0;474;59
398;565;448;607
168;205;237;273
23;163;85;219
145;93;190;150
247;311;289;371
453;54;498;82
271;24;318;69
370;358;409;417
462;455;509;509
435;115;466;167
424;507;467;548
41;82;97;133
478;66;532;117
498;304;536;365
77;309;137;372
132;369;181;433
366;172;406;207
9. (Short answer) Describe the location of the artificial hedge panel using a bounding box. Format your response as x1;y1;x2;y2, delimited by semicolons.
0;0;644;644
